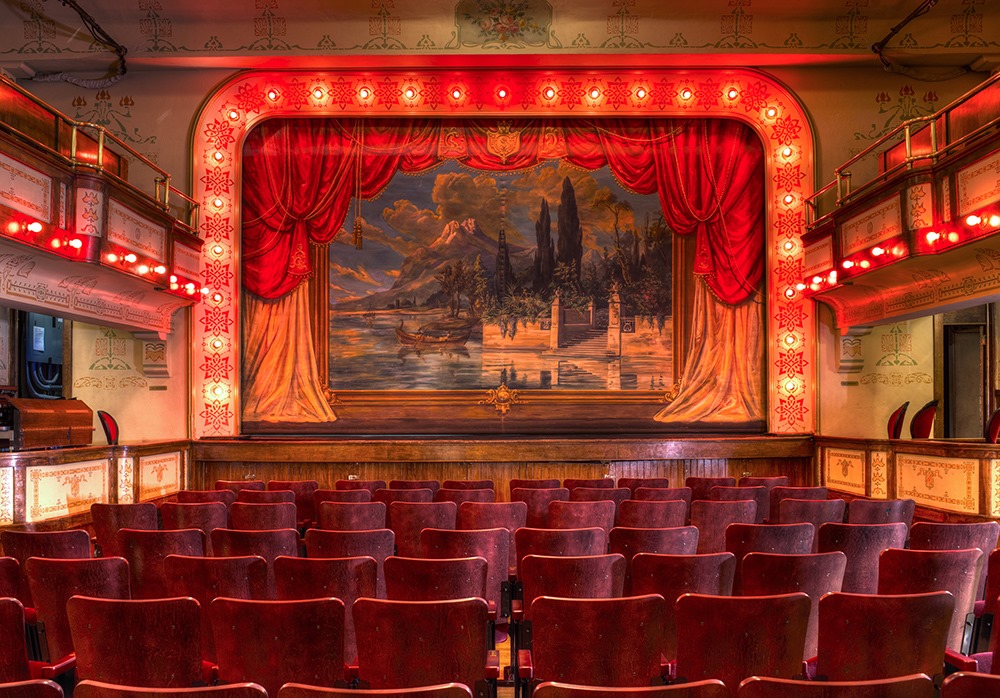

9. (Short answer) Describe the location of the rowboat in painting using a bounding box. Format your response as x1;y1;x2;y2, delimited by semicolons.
395;321;472;347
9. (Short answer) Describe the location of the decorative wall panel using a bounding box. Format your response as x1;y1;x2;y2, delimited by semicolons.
823;447;866;495
25;459;109;522
138;451;181;501
0;467;12;525
0;152;51;222
869;450;889;499
896;452;978;515
116;456;134;503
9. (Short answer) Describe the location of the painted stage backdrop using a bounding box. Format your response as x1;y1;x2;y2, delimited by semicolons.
328;160;673;392
239;116;765;431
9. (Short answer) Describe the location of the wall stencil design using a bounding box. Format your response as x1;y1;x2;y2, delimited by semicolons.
89;328;132;371
70;90;157;149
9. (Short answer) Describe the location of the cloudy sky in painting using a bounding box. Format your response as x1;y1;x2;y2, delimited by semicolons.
329;159;663;301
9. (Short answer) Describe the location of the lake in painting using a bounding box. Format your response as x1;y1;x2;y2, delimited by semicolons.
327;160;675;392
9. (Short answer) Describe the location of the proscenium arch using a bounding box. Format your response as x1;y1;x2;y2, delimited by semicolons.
190;67;815;438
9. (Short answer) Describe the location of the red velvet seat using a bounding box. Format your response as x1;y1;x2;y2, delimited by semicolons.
335;479;386;494
674;592;810;695
617;500;687;529
388;501;457;557
389;479;442;494
456;501;527;572
547;500;615;535
90;503;158;558
421;527;509;620
738;674;934;698
443;479;495;491
177;490;237;508
817;522;908;594
709;486;768;524
630;553;736;662
886;401;909;440
0;557;18;598
987;407;1000;444
117;528;205;599
569;488;631;523
685;477;736;503
562;478;615;491
519;554;625;613
972;548;1000;653
814;591;954;683
210;597;345;697
354;597;496;693
634;487;692;505
736;476;789;523
509;478;561;498
317;501;387;531
513;527;608;579
76;681;266;698
229;502;298;531
769;487;827;522
164;554;268;661
535;682;727;698
272;555;377;665
617;478;672;497
777;499;846;551
280;684;472;698
215;480;266;495
0;598;32;683
909;521;1000;600
313;488;372;510
210;528;300;599
0;530;91;607
24;557;130;676
941;671;1000;697
434;488;496;505
373;488;435;513
303;529;394;599
511;488;571;528
740;551;847;660
609;526;699;595
160;503;228;555
267;479;319;528
385;556;488;604
847;498;916;527
878;547;983;652
909;399;938;439
236;489;295;505
67;596;206;688
724;522;814;594
689;500;756;554
518;595;666;693
0;680;64;698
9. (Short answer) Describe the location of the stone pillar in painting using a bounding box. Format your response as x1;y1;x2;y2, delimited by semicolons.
550;292;562;350
607;287;622;357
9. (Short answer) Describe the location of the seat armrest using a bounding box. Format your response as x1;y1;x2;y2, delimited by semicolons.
802;656;817;680
946;648;984;673
486;649;500;680
517;649;533;680
500;580;512;620
37;655;75;679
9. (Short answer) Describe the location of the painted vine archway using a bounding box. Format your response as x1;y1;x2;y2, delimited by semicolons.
190;67;815;437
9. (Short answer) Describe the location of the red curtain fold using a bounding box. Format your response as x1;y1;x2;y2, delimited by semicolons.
241;117;764;304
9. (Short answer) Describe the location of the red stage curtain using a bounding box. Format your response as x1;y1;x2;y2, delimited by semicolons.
241;118;763;305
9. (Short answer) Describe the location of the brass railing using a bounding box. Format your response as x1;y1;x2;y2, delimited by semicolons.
807;71;1000;227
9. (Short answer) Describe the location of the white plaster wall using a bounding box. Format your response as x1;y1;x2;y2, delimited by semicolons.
71;313;190;443
816;304;935;439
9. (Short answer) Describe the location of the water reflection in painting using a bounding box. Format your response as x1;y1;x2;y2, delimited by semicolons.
328;160;674;391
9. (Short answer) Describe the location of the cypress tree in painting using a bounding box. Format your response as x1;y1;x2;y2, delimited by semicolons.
556;176;583;280
532;197;555;292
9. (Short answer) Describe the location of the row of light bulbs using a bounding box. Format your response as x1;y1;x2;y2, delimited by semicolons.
253;82;770;111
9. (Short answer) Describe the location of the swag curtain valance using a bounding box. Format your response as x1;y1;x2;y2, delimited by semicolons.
241;117;764;305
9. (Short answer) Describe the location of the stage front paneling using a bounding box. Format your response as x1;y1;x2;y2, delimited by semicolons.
190;436;815;497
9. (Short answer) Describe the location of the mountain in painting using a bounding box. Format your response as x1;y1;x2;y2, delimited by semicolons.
334;218;530;310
